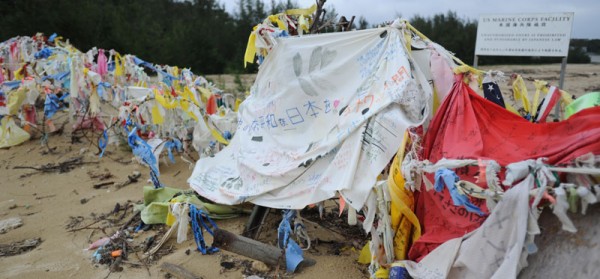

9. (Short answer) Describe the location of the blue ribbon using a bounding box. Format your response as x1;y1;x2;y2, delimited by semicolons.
278;210;305;272
134;220;151;232
156;68;177;87
34;47;53;59
164;138;183;164
126;123;162;189
190;204;219;255
1;80;21;90
44;93;70;119
132;56;158;72
389;265;410;279
41;71;70;82
98;130;108;158
48;33;58;43
434;168;485;216
96;81;112;99
107;61;115;72
44;94;61;119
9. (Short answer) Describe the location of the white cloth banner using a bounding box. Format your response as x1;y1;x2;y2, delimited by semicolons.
189;27;431;209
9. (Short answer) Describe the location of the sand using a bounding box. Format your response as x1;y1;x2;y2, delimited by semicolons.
1;63;599;279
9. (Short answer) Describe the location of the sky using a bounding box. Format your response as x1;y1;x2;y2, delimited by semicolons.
218;0;600;39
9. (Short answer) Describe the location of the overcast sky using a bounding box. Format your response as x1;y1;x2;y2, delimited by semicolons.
218;0;599;39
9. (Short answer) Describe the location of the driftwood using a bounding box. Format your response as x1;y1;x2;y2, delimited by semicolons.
337;16;356;32
347;16;355;31
213;228;283;267
66;218;106;232
0;238;42;257
14;157;98;176
310;0;328;34
34;194;56;200
310;0;356;33
160;262;202;279
93;181;114;189
115;171;141;189
88;170;114;181
0;217;23;234
214;229;317;271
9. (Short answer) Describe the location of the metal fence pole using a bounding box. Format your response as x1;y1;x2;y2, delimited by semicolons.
555;56;568;120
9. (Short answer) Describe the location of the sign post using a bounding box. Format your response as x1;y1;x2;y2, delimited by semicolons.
474;12;574;119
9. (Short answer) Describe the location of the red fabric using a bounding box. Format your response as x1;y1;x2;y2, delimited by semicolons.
408;77;600;261
206;94;217;115
24;105;37;124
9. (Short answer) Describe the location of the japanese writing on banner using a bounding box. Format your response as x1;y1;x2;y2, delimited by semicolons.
189;27;432;209
475;12;574;57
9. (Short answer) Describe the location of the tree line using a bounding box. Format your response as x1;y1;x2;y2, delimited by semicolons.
0;0;592;75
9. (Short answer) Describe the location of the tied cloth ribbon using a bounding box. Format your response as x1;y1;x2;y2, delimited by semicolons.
278;210;306;272
244;4;316;67
190;204;219;254
125;118;162;189
164;138;183;164
434;168;486;216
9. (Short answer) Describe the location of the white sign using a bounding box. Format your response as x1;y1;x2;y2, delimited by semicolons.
475;12;574;57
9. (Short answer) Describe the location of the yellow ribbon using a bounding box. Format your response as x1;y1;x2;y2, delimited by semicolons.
244;4;317;67
234;98;242;112
244;29;258;67
403;30;412;55
179;99;198;122
284;4;317;16
298;15;310;33
14;67;24;80
151;86;228;145
268;14;287;30
559;89;573;108
504;102;521;116
173;80;183;94
197;86;212;103
134;80;143;87
154;88;179;109
151;104;164;125
512;75;531;115
204;116;229;145
532;80;549;119
183;86;200;107
113;52;124;77
388;132;421;260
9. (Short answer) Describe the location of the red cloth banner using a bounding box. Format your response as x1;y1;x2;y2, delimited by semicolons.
409;77;600;261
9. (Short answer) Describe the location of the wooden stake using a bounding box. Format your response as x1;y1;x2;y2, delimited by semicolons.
213;228;283;267
242;205;270;239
